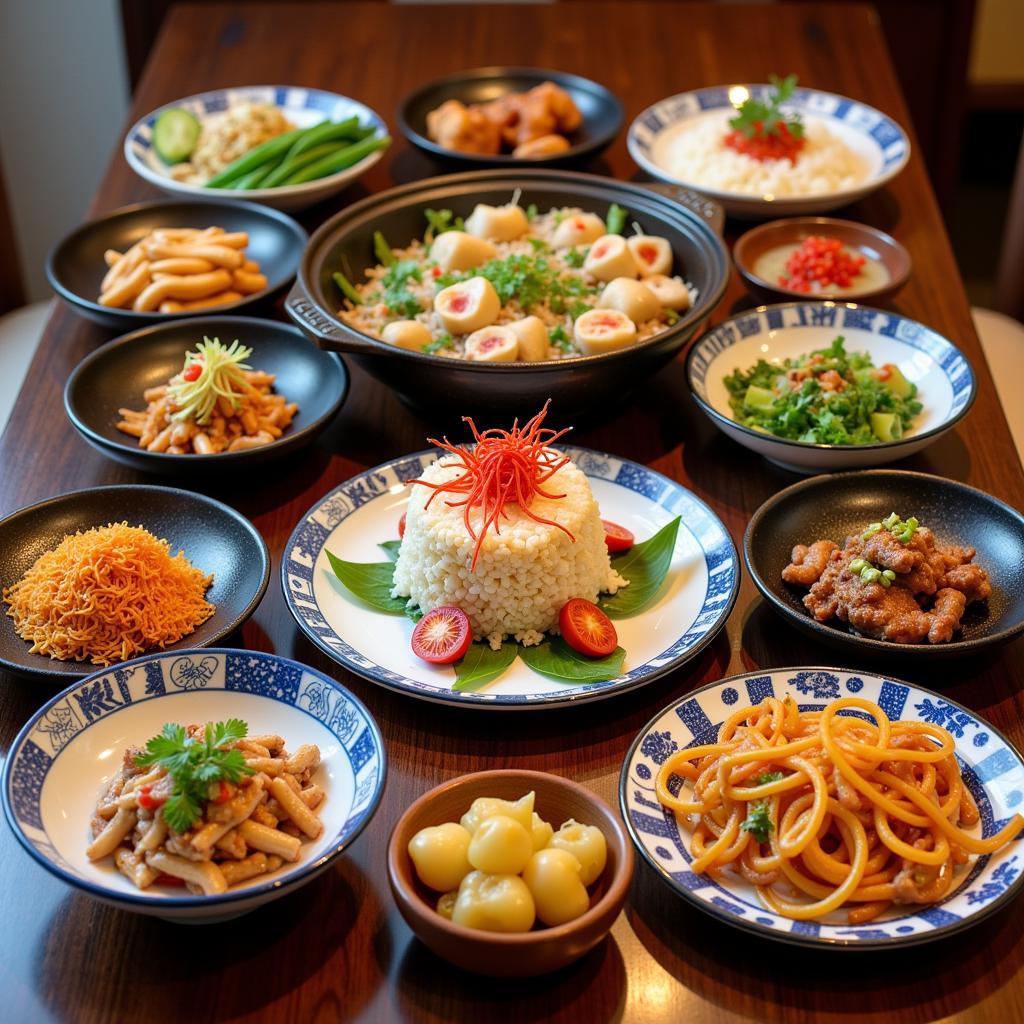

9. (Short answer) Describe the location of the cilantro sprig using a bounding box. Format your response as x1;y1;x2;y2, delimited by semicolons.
740;800;774;844
729;73;804;139
134;720;254;833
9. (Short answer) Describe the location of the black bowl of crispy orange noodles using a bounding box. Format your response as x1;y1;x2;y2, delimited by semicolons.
744;470;1024;660
0;485;269;679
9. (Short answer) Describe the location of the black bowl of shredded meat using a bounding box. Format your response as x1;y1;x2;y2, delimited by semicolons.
744;470;1024;659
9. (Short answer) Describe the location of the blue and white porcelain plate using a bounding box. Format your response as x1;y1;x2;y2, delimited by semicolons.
282;446;738;709
124;85;388;212
1;649;386;922
621;668;1024;949
687;302;975;473
628;85;910;217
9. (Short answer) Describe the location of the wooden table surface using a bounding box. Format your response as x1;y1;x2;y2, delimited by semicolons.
2;4;1023;1022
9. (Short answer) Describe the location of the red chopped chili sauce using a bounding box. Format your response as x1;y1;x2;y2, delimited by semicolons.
778;235;866;292
724;120;805;163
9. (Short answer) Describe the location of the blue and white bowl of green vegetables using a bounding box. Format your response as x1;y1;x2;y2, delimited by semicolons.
125;86;389;212
686;302;975;473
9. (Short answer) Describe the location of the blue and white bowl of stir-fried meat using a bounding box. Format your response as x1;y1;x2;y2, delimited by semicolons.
1;649;385;922
687;302;975;473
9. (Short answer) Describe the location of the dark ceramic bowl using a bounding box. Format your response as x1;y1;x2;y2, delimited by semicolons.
744;470;1024;659
285;169;728;418
63;316;348;473
733;217;911;305
397;66;624;167
47;200;307;328
0;486;270;679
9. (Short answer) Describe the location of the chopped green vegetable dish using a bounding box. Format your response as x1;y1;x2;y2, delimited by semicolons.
723;335;922;445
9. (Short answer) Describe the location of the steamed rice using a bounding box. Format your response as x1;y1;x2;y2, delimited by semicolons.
663;111;866;197
392;454;627;648
339;207;697;360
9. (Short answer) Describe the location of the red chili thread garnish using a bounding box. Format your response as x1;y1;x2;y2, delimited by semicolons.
410;400;575;571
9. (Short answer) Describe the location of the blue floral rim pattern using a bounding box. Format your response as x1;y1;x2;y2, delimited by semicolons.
686;302;976;451
281;446;739;708
1;648;386;908
621;668;1024;949
629;85;910;188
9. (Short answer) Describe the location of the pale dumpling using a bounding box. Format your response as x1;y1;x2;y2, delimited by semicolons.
551;212;605;249
598;278;661;324
506;316;549;361
382;319;432;352
644;274;691;311
583;235;638;282
627;235;673;277
434;276;500;334
465;203;529;242
429;231;497;273
465;325;519;362
573;308;637;355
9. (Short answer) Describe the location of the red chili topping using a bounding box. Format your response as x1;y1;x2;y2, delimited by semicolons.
778;235;866;293
409;401;574;570
431;266;441;278
214;780;233;803
182;362;203;382
137;784;166;811
724;120;805;163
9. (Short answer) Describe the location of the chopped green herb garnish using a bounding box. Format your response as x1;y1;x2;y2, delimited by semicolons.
548;324;574;352
423;208;464;242
424;332;453;354
664;308;680;325
134;720;255;833
527;237;549;252
381;258;424;317
333;270;362;305
605;203;628;235
756;771;784;786
565;246;587;268
729;73;804;140
740;801;774;844
525;203;539;222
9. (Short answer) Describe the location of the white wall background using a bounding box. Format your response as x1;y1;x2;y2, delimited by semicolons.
0;0;129;301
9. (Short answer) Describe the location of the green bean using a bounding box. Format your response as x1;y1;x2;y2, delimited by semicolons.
373;231;395;267
204;126;308;188
281;134;390;185
606;203;628;235
232;164;277;190
260;141;348;189
333;271;362;305
284;117;360;161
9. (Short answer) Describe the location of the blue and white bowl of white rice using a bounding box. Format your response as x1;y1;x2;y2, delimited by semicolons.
628;84;910;218
125;85;388;212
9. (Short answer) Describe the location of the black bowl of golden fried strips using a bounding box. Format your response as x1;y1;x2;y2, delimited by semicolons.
743;470;1024;658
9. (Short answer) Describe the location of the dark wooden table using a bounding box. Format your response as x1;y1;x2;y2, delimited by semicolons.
2;4;1022;1022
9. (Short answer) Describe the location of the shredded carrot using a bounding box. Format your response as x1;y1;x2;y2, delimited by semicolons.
3;522;215;666
410;401;575;570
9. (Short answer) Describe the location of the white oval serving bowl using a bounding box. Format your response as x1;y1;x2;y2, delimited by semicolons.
2;648;386;922
125;85;388;212
686;302;975;473
628;85;910;218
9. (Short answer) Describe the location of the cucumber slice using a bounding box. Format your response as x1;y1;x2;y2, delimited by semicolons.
153;108;201;164
870;411;903;442
881;364;913;399
743;384;776;414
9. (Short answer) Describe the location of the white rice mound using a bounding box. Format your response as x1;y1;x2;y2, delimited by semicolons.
392;454;628;648
663;110;866;197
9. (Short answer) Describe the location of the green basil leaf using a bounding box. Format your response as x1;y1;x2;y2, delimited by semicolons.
378;539;402;562
519;638;625;683
325;550;407;613
452;641;519;692
600;516;680;618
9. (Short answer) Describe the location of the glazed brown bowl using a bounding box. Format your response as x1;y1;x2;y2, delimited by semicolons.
387;769;634;977
733;216;911;306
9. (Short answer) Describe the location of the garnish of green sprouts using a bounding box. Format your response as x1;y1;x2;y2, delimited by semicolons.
740;800;774;844
729;73;804;139
862;512;920;544
849;557;898;588
134;720;254;833
168;336;252;425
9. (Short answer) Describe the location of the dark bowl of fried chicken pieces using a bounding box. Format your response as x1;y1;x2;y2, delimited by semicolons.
397;66;624;166
743;470;1024;657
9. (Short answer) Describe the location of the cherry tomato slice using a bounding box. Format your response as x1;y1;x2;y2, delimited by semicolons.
602;519;634;553
411;605;472;664
559;598;617;658
398;512;407;539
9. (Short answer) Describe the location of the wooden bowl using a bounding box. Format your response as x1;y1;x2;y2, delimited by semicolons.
733;217;911;305
387;769;633;976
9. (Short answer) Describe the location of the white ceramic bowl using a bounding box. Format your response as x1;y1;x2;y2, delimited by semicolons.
125;85;388;212
686;302;976;473
2;649;385;922
628;85;910;217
